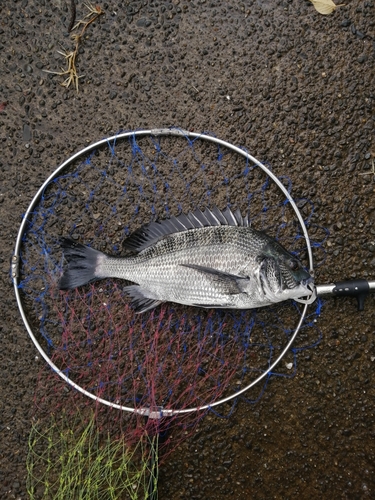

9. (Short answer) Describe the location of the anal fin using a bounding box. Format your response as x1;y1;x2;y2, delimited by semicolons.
124;285;162;313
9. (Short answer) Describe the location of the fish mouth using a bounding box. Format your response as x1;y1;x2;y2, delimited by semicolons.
301;276;314;287
291;266;312;285
283;267;314;290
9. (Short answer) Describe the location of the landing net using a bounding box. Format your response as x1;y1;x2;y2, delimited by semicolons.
14;129;326;498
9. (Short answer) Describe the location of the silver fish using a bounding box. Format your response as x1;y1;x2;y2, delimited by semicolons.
60;206;316;313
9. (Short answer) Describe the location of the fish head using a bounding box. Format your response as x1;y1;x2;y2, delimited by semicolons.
259;241;315;303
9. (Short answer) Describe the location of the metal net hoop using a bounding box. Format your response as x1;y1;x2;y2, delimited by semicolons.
13;128;315;417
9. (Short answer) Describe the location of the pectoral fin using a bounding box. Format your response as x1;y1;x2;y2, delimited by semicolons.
181;263;249;295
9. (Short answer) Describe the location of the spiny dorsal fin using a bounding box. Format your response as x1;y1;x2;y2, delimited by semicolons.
123;206;250;253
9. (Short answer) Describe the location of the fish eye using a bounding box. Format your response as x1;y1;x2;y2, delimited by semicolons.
289;259;299;271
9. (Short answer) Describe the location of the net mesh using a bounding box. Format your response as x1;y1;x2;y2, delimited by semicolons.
18;130;326;498
27;378;159;500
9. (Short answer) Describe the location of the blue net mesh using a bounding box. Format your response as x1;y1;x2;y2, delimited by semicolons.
18;130;326;446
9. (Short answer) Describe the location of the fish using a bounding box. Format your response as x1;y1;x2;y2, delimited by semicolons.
59;206;316;313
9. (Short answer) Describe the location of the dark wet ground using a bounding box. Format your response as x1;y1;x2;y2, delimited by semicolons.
1;0;375;498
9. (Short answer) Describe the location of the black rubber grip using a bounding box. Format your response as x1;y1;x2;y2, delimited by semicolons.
332;279;370;311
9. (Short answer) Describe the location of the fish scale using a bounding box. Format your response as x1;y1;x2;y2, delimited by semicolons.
60;207;315;312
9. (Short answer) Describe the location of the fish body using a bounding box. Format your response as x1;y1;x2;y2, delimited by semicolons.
60;207;315;313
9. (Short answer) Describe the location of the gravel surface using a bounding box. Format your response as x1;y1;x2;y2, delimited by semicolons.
1;0;374;498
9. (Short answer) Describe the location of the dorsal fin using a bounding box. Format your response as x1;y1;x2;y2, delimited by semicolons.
123;206;250;253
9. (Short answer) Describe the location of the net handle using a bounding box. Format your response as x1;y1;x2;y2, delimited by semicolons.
12;127;314;416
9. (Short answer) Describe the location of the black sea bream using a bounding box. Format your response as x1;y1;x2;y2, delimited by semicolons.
59;207;316;313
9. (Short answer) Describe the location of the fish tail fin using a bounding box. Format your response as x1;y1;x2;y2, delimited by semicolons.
59;238;105;290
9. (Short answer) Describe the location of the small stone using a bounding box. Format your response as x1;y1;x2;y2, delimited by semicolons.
355;30;365;39
137;17;152;28
23;123;31;142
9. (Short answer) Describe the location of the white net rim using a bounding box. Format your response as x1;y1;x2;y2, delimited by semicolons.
12;127;314;417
